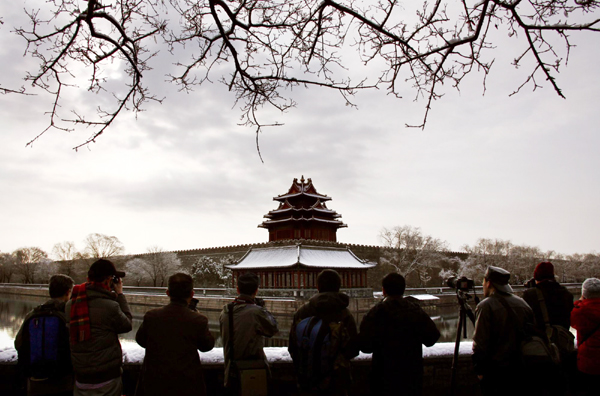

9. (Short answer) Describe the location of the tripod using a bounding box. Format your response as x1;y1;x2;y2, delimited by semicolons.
449;290;478;396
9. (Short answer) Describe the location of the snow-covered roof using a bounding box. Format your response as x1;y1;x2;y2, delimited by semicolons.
260;216;346;226
227;244;376;270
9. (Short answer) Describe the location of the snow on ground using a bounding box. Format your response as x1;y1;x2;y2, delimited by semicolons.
0;338;472;365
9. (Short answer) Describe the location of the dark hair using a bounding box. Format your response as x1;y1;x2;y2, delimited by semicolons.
238;272;259;295
317;269;341;293
49;274;74;298
382;272;405;296
168;273;194;300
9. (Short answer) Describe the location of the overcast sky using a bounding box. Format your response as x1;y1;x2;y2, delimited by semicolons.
1;2;599;259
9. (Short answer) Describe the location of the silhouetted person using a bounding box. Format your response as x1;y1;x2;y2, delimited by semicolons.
359;272;440;396
571;278;600;396
472;266;533;396
136;272;215;396
15;274;74;396
220;272;278;395
66;259;132;396
289;269;359;396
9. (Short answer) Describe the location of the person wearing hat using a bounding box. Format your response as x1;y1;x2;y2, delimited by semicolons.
571;278;600;396
522;262;574;334
521;262;575;396
219;272;279;395
472;266;534;396
65;259;132;396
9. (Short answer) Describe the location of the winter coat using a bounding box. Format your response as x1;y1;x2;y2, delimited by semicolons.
15;298;73;396
65;286;132;384
288;292;359;394
359;295;440;396
472;292;534;376
219;295;279;388
571;297;600;375
522;280;574;333
135;300;215;396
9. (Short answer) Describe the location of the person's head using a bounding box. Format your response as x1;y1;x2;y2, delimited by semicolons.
167;272;194;301
87;259;126;283
582;278;600;300
317;269;341;293
483;266;513;297
237;272;260;296
534;261;555;282
381;272;405;297
49;274;74;301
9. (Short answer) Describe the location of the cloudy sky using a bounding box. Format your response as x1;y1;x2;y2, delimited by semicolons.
1;2;599;259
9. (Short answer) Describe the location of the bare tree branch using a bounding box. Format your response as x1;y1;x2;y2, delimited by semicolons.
5;0;599;149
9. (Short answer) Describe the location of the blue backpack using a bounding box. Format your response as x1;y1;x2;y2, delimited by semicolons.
295;316;349;390
18;303;71;379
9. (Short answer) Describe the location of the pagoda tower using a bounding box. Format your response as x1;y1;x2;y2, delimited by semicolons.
259;176;347;242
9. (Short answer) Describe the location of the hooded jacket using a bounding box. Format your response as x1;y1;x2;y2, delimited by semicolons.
288;292;359;393
65;286;132;384
571;297;600;375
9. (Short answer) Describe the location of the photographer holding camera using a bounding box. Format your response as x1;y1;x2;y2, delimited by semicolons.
136;272;215;396
66;259;133;396
220;272;278;396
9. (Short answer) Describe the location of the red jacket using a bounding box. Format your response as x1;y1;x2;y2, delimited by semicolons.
571;298;600;375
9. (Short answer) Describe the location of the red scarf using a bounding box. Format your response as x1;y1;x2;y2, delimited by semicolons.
69;281;110;344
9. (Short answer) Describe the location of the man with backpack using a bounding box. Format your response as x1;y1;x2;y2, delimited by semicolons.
522;261;574;395
15;274;74;396
66;259;132;396
472;266;534;396
219;272;279;396
359;272;440;396
288;269;359;396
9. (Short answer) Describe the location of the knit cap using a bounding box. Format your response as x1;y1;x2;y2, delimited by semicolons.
533;262;555;281
582;278;600;299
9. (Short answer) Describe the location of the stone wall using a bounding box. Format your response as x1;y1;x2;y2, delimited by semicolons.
0;353;481;396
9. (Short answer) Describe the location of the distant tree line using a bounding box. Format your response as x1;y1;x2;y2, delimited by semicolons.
376;225;600;288
0;233;234;288
2;228;598;289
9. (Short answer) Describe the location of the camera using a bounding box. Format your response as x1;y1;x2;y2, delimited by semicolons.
188;298;199;311
447;276;475;291
112;276;121;284
523;278;536;288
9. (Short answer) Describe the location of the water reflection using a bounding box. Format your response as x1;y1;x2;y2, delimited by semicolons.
0;295;473;348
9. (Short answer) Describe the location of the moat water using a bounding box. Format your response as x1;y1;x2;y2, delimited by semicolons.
0;294;474;349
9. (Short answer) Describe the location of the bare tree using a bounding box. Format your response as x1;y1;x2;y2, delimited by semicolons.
13;247;48;284
8;1;600;150
83;233;125;259
0;252;17;283
380;225;448;286
125;258;148;286
34;259;60;284
141;247;182;287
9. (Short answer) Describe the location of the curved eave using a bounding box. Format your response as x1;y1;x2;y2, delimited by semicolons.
274;192;331;201
264;207;340;217
227;263;374;270
258;217;347;227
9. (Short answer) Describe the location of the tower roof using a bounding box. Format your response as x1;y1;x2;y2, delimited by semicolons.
227;244;375;270
274;175;331;202
259;176;347;236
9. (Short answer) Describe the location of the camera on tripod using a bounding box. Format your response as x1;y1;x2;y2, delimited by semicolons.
446;276;475;292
